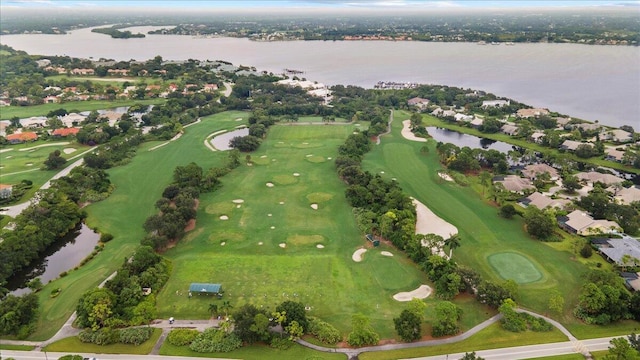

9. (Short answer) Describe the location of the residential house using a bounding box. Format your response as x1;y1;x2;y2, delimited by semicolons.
407;97;430;110
20;116;48;128
52;127;80;137
43;95;59;104
6;132;38;144
203;83;219;92
559;210;622;235
501;124;519;136
481;99;510;108
430;107;443;116
522;163;559;181
494;175;535;194
560;140;592;152
469;117;484;129
614;186;640;205
576;171;623;187
605;129;633;143
605;148;625;162
555;117;572;128
454;113;473;122
530;131;545;144
593;237;640;267
0;184;12;199
99;111;123;126
518;192;570;210
574;123;601;132
0;99;10;107
60;113;86;127
0;121;10;137
107;69;129;76
71;68;95;75
516;108;550;118
44;66;67;74
35;59;51;67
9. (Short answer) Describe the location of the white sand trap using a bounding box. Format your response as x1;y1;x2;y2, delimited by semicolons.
327;157;332;160
272;159;276;162
236;205;241;208
63;148;77;154
381;251;394;257
317;244;325;249
219;215;229;220
258;242;263;245
393;285;432;301
412;198;458;239
278;141;284;144
401;120;428;142
353;131;358;134
279;201;285;205
6;156;12;159
279;243;287;248
302;142;309;145
0;149;13;154
352;248;367;262
270;226;275;229
293;173;300;177
266;183;274;187
260;155;267;158
220;242;226;246
26;163;33;166
438;172;454;182
232;199;245;204
306;154;313;157
235;118;243;121
380;171;385;174
310;204;318;210
268;213;272;217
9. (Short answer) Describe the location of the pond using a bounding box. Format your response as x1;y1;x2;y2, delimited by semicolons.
6;223;100;296
210;128;249;151
426;127;515;153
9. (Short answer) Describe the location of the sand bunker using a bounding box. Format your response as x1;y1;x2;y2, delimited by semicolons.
279;201;285;205
219;215;229;220
63;148;77;154
393;285;433;301
317;244;325;249
220;242;226;246
268;213;272;217
26;163;33;166
381;251;394;257
306;154;313;157
438;172;454;182
260;155;267;158
258;242;263;245
270;226;275;229
232;199;244;204
413;198;458;239
310;204;318;210
401;120;428;142
235;118;243;121
327;157;332;160
266;183;274;187
279;243;287;248
293;173;300;177
236;205;241;208
352;248;367;262
6;156;12;159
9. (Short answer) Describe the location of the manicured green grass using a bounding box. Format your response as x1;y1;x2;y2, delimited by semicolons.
160;341;346;359
28;111;250;340
487;252;543;284
364;110;588;318
525;355;585;360
158;123;431;339
359;323;568;360
567;320;640;340
0;141;87;175
44;328;161;354
293;116;349;123
0;344;35;350
0;98;163;120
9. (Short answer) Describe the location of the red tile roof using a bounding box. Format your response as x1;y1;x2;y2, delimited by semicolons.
52;127;80;137
6;132;38;141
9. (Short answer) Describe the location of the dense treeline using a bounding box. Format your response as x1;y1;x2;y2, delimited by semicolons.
76;246;169;341
91;27;145;39
0;293;39;338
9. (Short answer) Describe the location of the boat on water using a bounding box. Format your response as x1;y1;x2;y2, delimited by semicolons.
491;41;500;45
477;41;487;45
505;42;515;46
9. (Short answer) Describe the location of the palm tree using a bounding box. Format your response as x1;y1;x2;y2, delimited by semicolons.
445;234;461;259
208;303;218;318
221;300;233;317
479;170;491;197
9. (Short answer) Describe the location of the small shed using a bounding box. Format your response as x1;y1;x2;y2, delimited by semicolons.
189;283;223;297
366;234;380;247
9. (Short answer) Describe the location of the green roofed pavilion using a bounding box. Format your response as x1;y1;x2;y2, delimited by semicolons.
189;283;222;295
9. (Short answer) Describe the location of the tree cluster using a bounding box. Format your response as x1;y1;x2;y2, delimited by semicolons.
0;293;38;338
573;269;637;325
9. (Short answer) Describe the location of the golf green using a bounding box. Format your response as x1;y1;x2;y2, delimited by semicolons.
487;252;543;284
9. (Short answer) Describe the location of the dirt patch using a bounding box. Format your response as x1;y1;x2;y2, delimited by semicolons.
184;219;196;232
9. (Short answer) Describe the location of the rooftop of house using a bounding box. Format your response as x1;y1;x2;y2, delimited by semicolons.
522;163;559;180
598;237;640;266
615;186;640;205
495;175;535;193
576;171;624;186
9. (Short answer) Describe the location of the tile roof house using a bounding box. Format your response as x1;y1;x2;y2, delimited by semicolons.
60;113;86;127
518;192;570;210
501;124;519;136
517;108;550;118
574;123;601;132
522;163;559;181
481;99;510;108
594;237;640;266
560;140;592;151
605;129;634;143
614;186;640;205
494;175;535;193
530;131;546;143
6;132;38;143
20;116;48;128
407;97;430;110
560;210;622;235
576;171;623;186
52;127;80;137
605;148;625;162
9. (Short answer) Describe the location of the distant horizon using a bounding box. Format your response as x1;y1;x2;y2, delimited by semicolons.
2;0;640;12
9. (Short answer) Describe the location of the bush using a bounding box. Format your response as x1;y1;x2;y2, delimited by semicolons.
119;327;154;345
189;328;242;353
580;244;593;258
270;336;294;350
78;328;118;345
58;356;83;360
167;328;200;346
100;233;114;243
308;318;342;345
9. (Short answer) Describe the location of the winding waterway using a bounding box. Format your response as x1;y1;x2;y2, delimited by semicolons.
1;25;638;128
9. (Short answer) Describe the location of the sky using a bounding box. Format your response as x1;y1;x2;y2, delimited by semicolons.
2;0;639;10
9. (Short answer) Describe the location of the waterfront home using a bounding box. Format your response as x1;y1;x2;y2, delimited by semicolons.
530;131;545;143
481;99;510;108
522;163;559;181
559;210;622;235
555;117;572;128
604;129;633;143
99;111;124;126
470;117;484;128
501;124;519;136
576;171;623;187
518;192;570;210
574;123;601;132
454;113;474;122
560;140;592;152
613;186;640;205
516;108;550;118
605;148;625;162
493;175;535;194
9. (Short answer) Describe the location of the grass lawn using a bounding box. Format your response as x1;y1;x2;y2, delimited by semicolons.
525;355;585;360
43;328;161;354
27;110;250;340
158;123;431;339
0;344;35;350
359;322;568;360
160;341;346;359
0;98;163;120
0;140;88;174
292;116;350;123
